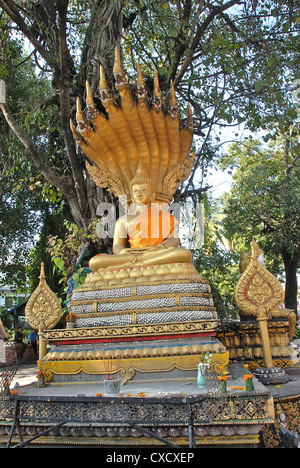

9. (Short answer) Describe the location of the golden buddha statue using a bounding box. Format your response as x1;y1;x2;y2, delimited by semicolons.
89;166;192;272
68;47;219;308
36;48;228;388
69;46;197;280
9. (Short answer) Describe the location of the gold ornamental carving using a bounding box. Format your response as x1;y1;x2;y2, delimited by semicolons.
235;241;295;338
234;241;284;318
25;263;62;331
43;319;219;342
234;240;294;368
40;350;229;384
42;340;226;362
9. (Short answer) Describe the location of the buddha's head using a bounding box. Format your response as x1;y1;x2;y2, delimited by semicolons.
131;182;152;205
129;163;155;207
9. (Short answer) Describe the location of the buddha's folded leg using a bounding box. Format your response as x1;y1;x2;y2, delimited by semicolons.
89;246;192;272
141;246;192;266
89;253;138;271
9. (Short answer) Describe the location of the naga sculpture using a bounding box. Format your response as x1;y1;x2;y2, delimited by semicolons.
71;47;194;208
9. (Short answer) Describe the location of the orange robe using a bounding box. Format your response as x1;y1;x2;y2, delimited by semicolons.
128;206;179;249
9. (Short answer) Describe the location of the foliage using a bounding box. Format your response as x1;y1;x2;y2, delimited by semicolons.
47;219;99;291
220;137;300;257
193;240;241;319
187;193;241;317
0;306;13;329
219;132;300;309
0;0;299;292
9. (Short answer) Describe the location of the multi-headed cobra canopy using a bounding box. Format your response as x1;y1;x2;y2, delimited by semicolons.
70;47;194;206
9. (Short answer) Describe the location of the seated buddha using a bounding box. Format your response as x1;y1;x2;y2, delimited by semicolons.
89;168;192;272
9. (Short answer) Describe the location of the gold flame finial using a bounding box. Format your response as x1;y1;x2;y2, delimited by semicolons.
113;46;123;74
76;97;85;122
85;80;94;106
137;61;147;100
137;62;144;86
169;80;178;118
113;46;127;88
39;262;46;280
153;70;161;97
25;263;62;332
99;65;108;89
187;104;193;129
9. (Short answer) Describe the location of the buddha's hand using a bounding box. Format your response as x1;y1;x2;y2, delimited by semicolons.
120;246;159;254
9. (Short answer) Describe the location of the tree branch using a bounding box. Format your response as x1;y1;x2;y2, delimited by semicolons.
170;0;193;83
0;0;60;77
0;101;84;226
173;0;242;88
0;102;67;186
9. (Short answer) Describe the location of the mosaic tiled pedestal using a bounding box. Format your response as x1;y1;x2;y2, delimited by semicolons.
40;265;229;384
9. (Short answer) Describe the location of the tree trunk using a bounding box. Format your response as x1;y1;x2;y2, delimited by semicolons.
282;247;298;313
57;0;89;229
75;0;124;227
0;0;124;231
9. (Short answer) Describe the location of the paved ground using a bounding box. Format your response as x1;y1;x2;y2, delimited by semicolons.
10;363;220;397
9;361;300;399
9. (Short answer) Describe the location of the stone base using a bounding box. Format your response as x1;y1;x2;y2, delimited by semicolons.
217;318;297;368
40;263;225;385
0;374;275;447
70;264;218;331
253;367;290;385
40;336;229;384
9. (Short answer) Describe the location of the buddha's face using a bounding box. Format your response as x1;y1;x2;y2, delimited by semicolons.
131;183;152;206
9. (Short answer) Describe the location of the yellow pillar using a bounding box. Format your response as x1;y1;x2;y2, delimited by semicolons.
257;316;273;368
38;331;47;361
